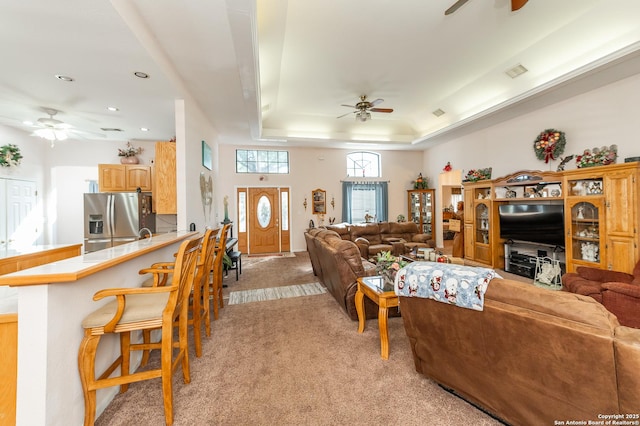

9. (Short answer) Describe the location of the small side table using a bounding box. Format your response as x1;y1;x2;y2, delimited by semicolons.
355;276;399;360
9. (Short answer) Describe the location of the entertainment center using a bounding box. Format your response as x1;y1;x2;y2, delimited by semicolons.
462;163;640;276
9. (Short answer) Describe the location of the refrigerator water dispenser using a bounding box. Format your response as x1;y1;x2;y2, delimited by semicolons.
88;215;104;234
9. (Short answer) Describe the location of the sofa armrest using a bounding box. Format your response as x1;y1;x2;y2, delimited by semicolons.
353;237;370;258
602;282;640;298
576;266;634;283
354;237;370;245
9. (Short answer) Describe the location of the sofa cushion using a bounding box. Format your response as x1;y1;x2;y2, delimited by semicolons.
324;223;351;240
350;223;382;244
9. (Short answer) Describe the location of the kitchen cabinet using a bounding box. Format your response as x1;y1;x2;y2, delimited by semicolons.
98;164;152;192
153;141;177;214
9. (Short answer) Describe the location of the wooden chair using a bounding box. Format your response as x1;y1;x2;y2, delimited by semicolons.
195;228;219;343
211;223;230;320
139;228;219;358
78;237;200;426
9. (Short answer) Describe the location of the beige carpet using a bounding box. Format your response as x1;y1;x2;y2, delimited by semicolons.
94;252;502;426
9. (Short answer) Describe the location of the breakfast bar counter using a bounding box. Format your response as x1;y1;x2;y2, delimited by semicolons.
0;243;83;277
0;231;198;426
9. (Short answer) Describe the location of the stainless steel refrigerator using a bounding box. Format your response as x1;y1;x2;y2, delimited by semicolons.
83;192;156;253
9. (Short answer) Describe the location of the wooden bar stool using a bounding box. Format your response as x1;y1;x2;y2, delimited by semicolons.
210;224;230;320
78;237;200;426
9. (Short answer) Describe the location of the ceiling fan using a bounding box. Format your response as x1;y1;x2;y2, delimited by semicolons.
28;108;103;146
337;95;394;122
445;0;528;15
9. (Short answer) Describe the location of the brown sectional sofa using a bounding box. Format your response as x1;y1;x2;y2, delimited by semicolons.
398;277;640;424
325;221;435;258
304;228;399;320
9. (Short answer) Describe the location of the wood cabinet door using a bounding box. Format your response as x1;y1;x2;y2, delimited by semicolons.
153;142;177;214
604;170;638;273
606;235;637;273
463;188;474;224
605;170;636;236
464;224;474;259
125;166;152;191
98;164;126;192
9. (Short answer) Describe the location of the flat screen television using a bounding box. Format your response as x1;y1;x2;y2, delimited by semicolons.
498;204;565;246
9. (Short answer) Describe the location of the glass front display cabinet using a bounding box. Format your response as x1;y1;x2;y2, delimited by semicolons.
407;189;435;235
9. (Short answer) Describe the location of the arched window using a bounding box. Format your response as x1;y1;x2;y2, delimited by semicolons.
346;152;380;178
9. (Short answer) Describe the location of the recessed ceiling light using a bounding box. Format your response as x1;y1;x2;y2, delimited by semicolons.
140;127;149;132
55;75;74;82
107;106;119;112
134;71;149;79
432;109;445;117
505;64;528;79
23;120;33;125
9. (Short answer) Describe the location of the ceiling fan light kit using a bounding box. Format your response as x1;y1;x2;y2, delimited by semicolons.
34;128;68;144
356;111;371;122
339;95;394;122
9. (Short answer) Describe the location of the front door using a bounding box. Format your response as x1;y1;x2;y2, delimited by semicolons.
248;187;280;254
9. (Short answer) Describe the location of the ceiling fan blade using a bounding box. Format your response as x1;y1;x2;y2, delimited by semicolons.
340;104;357;109
511;0;528;11
369;108;393;113
445;0;470;15
368;98;384;107
337;110;356;119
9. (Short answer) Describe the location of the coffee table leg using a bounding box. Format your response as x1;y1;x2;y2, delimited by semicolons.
378;305;389;360
355;288;365;333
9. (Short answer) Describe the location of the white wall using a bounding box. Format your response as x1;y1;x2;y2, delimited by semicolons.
217;144;425;251
175;98;221;233
423;71;640;247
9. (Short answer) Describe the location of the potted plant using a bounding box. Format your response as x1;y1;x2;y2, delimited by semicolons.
118;142;143;164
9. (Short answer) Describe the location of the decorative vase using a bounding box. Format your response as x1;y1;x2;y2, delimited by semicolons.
120;156;139;164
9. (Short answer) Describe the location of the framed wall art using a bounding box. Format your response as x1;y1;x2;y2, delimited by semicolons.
202;140;212;170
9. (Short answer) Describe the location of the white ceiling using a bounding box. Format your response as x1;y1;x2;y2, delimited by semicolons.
2;0;640;151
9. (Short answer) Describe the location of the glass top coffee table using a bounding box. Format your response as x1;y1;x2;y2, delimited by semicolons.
355;276;399;360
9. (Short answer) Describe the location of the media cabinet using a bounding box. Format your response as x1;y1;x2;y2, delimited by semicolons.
463;162;640;275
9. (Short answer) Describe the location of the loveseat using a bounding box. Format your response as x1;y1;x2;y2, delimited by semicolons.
304;228;400;320
398;276;640;424
562;260;640;328
325;221;435;258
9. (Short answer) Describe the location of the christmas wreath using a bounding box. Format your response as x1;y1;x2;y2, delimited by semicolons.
533;129;566;163
0;144;22;167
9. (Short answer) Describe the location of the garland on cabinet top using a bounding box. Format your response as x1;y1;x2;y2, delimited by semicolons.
463;167;492;182
576;145;618;168
533;129;566;163
0;144;22;167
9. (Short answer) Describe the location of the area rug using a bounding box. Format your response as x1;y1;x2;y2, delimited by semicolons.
228;282;326;305
247;252;296;258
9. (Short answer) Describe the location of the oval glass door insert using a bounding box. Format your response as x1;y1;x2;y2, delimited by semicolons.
257;195;272;228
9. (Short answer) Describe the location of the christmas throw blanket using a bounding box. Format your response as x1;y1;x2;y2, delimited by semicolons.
394;262;500;311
